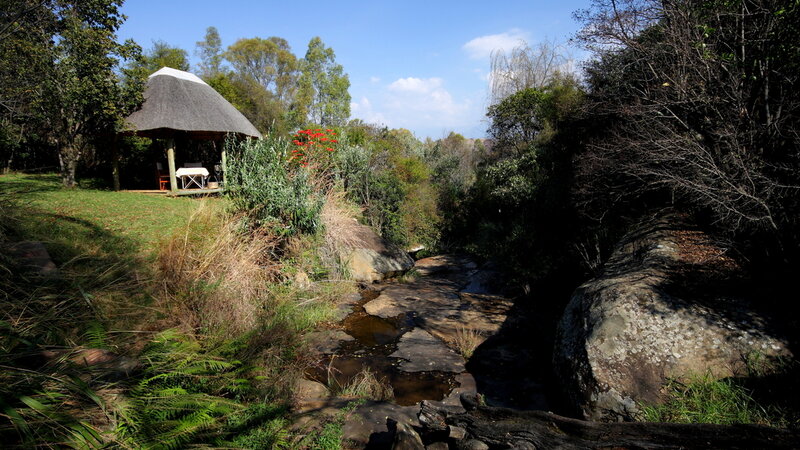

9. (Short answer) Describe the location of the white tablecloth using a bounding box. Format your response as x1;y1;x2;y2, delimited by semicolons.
175;167;209;177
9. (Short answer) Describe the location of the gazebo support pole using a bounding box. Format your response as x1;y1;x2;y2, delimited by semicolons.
166;139;178;193
221;146;227;189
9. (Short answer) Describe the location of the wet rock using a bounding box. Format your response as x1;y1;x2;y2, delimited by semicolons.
448;425;467;440
554;217;792;421
392;420;425;450
343;400;419;448
362;257;513;346
364;291;410;317
306;330;354;355
346;224;414;283
389;328;465;373
460;439;488;450
425;442;449;450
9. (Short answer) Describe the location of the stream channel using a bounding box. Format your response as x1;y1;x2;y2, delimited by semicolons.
307;288;458;406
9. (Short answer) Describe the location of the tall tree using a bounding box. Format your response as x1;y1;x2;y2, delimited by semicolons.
225;36;298;105
144;40;189;71
35;0;142;187
127;40;189;81
0;0;57;172
489;40;570;105
196;26;223;78
296;37;351;127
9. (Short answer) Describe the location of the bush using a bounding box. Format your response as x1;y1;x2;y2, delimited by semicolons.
225;135;323;235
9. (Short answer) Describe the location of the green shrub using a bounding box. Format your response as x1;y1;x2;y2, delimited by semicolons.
225;136;323;235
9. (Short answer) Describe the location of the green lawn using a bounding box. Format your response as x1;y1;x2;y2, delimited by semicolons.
1;173;204;264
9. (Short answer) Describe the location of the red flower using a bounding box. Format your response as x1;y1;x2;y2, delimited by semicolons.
326;147;334;151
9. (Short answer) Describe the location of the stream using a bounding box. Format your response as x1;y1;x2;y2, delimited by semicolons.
307;289;458;406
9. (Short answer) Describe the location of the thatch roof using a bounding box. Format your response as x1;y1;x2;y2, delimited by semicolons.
123;67;261;140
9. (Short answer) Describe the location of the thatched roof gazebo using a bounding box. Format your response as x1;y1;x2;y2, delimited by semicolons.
119;67;261;193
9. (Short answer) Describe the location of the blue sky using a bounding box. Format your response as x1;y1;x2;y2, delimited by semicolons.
118;0;590;139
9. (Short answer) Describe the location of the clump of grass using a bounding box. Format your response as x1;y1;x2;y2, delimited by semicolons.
640;373;787;427
298;399;364;450
328;366;394;402
451;325;484;360
318;190;367;279
155;201;280;337
398;268;420;283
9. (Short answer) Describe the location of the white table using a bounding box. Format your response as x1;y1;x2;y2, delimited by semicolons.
175;167;209;189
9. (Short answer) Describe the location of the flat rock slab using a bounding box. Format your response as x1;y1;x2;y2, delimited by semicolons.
342;400;419;449
389;328;465;373
363;278;512;345
306;330;354;354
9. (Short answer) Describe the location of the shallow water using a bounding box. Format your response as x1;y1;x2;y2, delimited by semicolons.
308;289;457;406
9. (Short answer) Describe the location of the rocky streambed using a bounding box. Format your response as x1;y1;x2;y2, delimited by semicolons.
298;255;547;447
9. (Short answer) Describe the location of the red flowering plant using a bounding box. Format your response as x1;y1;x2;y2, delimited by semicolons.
288;128;340;189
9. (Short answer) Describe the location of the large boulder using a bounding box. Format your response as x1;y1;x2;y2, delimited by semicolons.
554;217;792;421
346;224;414;283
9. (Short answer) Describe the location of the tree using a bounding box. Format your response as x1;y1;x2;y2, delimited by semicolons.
37;0;142;187
144;40;189;71
487;74;583;157
126;40;189;83
574;0;800;238
296;37;351;127
489;40;571;105
196;26;223;78
0;0;58;172
225;37;298;105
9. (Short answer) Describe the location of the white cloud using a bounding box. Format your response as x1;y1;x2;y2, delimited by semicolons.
350;77;483;138
463;28;530;60
388;77;443;94
383;77;473;128
350;96;389;126
369;76;381;83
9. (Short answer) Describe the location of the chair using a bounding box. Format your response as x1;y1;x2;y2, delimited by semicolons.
184;162;203;168
212;164;223;183
155;162;170;191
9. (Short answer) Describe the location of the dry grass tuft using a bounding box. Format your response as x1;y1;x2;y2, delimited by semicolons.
155;201;281;337
332;367;394;402
451;326;485;360
318;190;366;279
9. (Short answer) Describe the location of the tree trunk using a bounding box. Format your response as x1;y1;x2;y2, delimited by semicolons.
112;137;120;191
58;146;79;188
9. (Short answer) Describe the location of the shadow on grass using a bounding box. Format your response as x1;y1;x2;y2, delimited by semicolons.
0;173;62;196
1;192;156;336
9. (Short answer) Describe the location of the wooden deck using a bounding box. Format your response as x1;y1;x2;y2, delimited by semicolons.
124;188;224;196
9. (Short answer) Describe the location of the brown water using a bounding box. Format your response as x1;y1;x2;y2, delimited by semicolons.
308;289;457;406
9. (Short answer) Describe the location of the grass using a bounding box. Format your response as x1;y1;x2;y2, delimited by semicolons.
451;325;484;360
640;373;789;427
0;173;200;256
299;399;364;450
0;172;350;447
332;367;394;402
